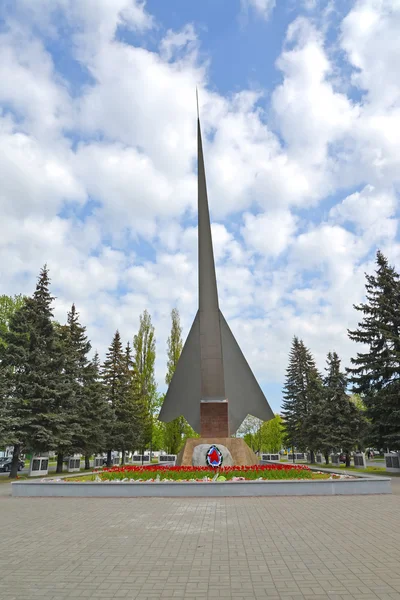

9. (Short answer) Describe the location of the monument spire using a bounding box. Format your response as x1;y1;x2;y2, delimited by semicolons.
197;96;225;400
158;94;274;435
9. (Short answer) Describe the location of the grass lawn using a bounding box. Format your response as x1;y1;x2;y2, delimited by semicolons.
309;463;400;477
0;467;97;483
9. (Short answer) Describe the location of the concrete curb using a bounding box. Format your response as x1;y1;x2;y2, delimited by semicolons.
12;476;392;497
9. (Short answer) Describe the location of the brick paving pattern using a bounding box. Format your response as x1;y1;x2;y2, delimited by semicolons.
0;481;399;600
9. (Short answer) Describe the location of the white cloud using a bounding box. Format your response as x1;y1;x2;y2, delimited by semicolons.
272;18;357;167
242;211;298;257
241;0;276;21
330;185;398;243
160;24;198;62
1;0;400;413
341;0;400;109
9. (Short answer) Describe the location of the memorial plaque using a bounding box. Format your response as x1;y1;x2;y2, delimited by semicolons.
29;455;49;476
353;453;366;468
159;455;177;463
384;453;400;471
331;454;340;465
261;454;280;461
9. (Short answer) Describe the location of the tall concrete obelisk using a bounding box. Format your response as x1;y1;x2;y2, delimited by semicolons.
159;95;273;438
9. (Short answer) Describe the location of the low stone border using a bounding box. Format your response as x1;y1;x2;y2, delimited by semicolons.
12;475;391;497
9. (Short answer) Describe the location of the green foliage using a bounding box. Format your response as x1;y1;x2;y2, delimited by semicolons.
94;468;324;482
102;331;136;454
0;294;25;347
238;416;263;452
163;308;187;454
319;352;367;454
55;304;92;456
281;337;323;453
132;310;157;451
348;250;400;448
166;308;183;386
239;414;283;453
0;267;66;454
80;352;111;456
114;342;138;453
259;414;283;453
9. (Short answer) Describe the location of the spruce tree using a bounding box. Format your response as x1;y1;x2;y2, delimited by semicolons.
282;337;323;459
320;352;365;466
113;342;137;464
55;304;91;472
102;331;125;466
80;352;111;468
164;308;186;454
348;251;400;448
0;267;65;477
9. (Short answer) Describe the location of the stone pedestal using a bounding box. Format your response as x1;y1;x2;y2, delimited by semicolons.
200;400;229;437
176;437;258;466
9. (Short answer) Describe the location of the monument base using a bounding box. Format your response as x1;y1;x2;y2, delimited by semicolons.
200;400;229;437
176;437;259;467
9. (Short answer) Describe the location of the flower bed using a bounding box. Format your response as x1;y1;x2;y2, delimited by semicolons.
76;463;333;482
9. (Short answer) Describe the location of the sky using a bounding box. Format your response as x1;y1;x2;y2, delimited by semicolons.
1;0;400;413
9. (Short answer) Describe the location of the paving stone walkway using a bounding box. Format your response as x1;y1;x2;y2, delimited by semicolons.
0;480;399;600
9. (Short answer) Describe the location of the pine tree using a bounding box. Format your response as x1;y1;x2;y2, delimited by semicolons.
102;331;125;466
132;310;156;454
320;352;365;466
348;251;400;449
164;308;186;454
0;266;65;477
282;337;323;459
55;304;91;472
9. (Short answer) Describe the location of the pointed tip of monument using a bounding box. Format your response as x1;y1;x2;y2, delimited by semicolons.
196;87;200;120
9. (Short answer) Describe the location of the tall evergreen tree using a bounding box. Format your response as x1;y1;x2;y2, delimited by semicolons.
164;308;186;454
348;251;400;448
0;296;24;447
102;331;125;466
281;337;323;459
320;352;365;466
113;342;138;464
55;304;91;473
0;266;65;477
78;351;111;468
132;310;156;454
